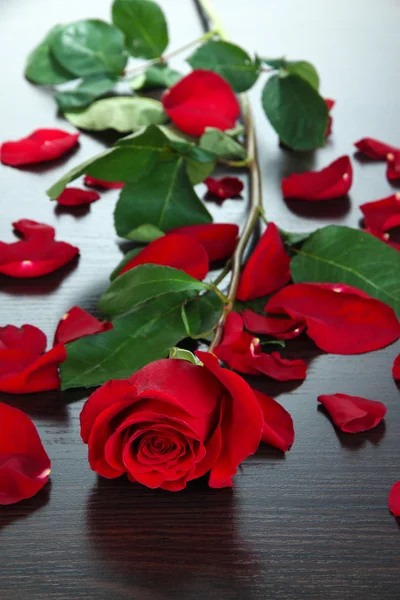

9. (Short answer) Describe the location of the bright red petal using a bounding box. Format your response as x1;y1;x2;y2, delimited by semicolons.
13;219;55;241
392;354;400;380
56;187;100;206
237;223;291;300
360;193;400;233
253;390;294;451
0;324;46;354
0;403;51;504
118;234;209;280
354;137;398;160
162;70;240;137
325;98;335;138
1;128;80;166
388;481;400;516
84;175;124;189
386;150;400;181
214;312;259;375
170;223;238;262
282;156;352;200
204;176;244;200
0;344;66;394
318;393;386;433
243;309;306;340
53;306;113;346
252;351;307;382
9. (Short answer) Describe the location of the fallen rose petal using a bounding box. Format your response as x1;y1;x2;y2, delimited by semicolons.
237;223;291;300
282;156;353;200
56;187;100;206
318;393;386;433
388;481;400;516
354;137;398;160
265;283;400;354
204;176;244;200
170;223;238;262
1;128;80;166
253;390;294;451
0;324;46;354
386;150;400;181
393;354;400;380
252;351;307;382
162;70;240;137
325;98;335;137
0;403;51;504
360;193;400;233
54;306;113;346
117;234;209;280
243;309;306;340
13;219;55;241
84;175;125;189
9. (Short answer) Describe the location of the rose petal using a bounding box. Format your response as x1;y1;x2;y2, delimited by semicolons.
386;150;400;181
281;155;353;200
204;176;244;200
363;227;400;252
243;309;306;340
265;283;400;354
360;193;400;233
318;393;386;433
84;175;124;189
325;98;335;138
388;481;400;516
253;390;294;451
162;70;240;137
13;219;55;241
252;352;307;382
171;223;239;262
0;344;66;394
56;187;100;206
392;354;400;380
354;137;399;160
236;222;291;300
53;306;113;346
0;403;51;504
1;128;80;166
0;324;46;354
118;234;209;280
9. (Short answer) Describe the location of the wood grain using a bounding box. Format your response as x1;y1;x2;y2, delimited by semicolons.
0;1;399;598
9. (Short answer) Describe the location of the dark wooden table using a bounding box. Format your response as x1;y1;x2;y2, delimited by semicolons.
1;1;399;598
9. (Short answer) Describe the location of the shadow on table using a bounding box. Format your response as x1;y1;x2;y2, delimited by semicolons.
0;258;79;296
317;405;387;449
0;481;51;532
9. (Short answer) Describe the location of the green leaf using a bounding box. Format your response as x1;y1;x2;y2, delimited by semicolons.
51;19;127;77
64;96;167;132
98;264;208;317
279;229;312;248
122;224;165;244
188;41;259;92
130;64;181;90
55;74;118;111
112;0;169;59
169;347;197;363
285;61;319;90
114;157;213;239
25;25;76;85
261;73;328;150
290;225;400;314
261;57;286;69
184;292;223;338
186;158;215;185
200;127;247;160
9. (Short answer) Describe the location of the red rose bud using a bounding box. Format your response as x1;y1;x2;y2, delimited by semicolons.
162;70;240;137
393;354;400;380
354;137;399;160
253;390;294;452
282;155;352;201
84;175;124;189
80;352;264;490
204;176;244;200
318;393;386;433
53;306;113;346
0;403;51;504
56;187;100;206
360;193;400;233
1;128;79;166
171;223;238;262
236;223;291;300
388;481;400;516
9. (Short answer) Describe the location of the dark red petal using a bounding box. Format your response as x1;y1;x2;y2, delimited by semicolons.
0;344;66;394
84;175;124;189
118;234;209;280
392;354;400;380
325;98;335;138
266;283;400;354
56;187;100;206
0;324;46;354
162;70;240;137
388;481;400;516
253;390;294;451
170;223;238;262
252;351;307;381
282;156;352;201
204;176;244;200
13;219;55;241
318;393;386;433
53;306;113;346
354;137;398;160
386;150;400;181
243;309;306;339
1;128;80;166
236;222;291;300
360;193;400;233
0;403;51;504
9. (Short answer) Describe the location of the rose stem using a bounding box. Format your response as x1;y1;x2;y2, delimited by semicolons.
195;0;264;352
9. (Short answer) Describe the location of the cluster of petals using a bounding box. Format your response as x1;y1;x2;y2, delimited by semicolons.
318;393;386;433
1;128;79;166
84;175;124;189
56;187;100;206
204;176;244;200
282;156;352;201
354;137;400;181
0;219;79;278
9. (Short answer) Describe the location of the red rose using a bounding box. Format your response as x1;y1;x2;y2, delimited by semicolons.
80;352;264;491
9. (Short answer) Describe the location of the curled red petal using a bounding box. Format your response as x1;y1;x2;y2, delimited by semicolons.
118;234;209;280
354;137;398;160
252;351;307;382
236;222;291;300
53;306;113;346
84;175;124;189
318;393;386;433
170;223;239;262
0;403;51;504
325;98;335;138
162;70;240;137
388;481;400;516
282;156;352;200
243;309;305;340
253;390;294;451
386;150;400;181
13;219;55;241
266;283;400;354
204;176;244;200
0;324;47;354
56;187;100;206
1;128;80;166
360;193;400;233
392;354;400;380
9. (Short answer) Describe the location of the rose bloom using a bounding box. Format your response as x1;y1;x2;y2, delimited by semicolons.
80;352;266;491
